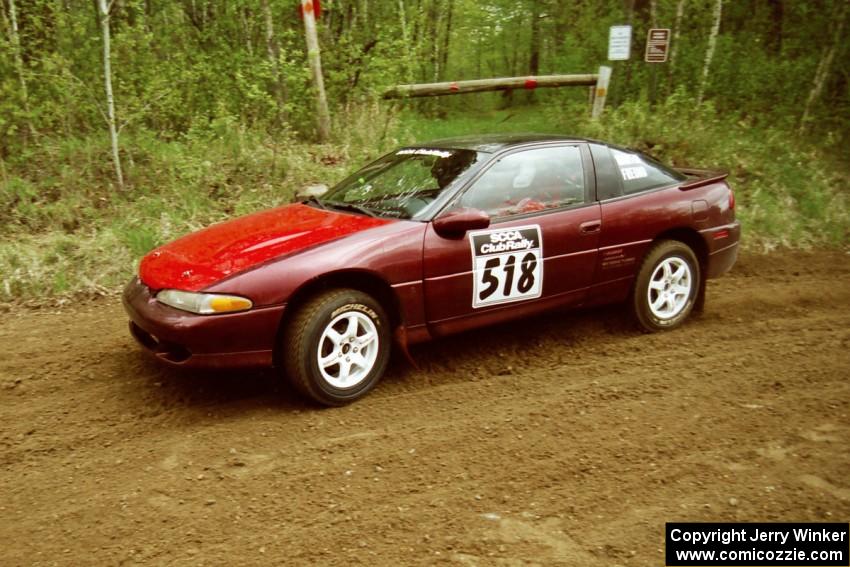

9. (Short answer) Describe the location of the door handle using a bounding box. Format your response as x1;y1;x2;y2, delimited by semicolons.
580;220;602;234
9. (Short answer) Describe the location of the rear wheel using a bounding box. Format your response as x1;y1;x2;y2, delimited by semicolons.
632;240;700;332
283;289;391;406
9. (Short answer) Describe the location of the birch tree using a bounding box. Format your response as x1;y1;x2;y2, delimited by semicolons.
666;0;686;94
697;0;723;105
262;0;287;126
799;3;847;134
527;0;542;102
397;0;413;82
669;0;686;68
7;0;36;138
301;0;331;142
97;0;124;190
431;2;444;82
440;1;452;81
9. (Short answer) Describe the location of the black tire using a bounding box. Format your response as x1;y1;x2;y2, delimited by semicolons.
632;240;701;332
282;289;391;406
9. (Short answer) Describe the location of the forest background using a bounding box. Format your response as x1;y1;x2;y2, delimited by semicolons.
0;0;847;300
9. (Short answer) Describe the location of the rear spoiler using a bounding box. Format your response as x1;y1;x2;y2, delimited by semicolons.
677;167;729;190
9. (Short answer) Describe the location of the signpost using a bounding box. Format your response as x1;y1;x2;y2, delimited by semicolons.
645;28;671;63
608;25;632;61
591;66;612;118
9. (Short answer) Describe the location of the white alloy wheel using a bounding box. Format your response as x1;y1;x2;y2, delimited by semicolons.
316;310;379;389
646;256;692;320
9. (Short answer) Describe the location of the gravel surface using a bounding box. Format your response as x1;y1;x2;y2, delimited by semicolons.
1;250;848;566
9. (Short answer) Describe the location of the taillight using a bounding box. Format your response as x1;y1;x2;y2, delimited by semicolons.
728;187;735;210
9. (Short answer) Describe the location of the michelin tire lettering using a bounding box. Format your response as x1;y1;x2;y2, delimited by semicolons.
469;225;543;308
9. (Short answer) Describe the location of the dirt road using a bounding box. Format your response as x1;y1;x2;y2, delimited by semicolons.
1;250;848;566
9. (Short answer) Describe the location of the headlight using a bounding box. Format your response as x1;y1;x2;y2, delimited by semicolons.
156;289;253;315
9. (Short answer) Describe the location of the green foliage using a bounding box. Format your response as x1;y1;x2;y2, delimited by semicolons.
0;125;359;299
1;0;846;149
0;0;848;300
1;100;847;301
573;93;850;249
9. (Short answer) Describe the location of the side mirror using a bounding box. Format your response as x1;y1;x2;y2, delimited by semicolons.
294;183;329;202
433;207;490;238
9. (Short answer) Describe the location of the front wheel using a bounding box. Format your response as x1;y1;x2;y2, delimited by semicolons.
282;289;391;406
632;240;701;332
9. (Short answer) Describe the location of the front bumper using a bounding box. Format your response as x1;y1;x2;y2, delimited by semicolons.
122;277;285;369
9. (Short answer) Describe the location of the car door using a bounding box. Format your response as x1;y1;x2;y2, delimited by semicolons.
423;143;601;337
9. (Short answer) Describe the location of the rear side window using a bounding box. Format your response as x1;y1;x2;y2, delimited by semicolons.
610;147;685;195
589;143;622;201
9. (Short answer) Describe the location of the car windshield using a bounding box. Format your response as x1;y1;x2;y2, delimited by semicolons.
317;148;483;220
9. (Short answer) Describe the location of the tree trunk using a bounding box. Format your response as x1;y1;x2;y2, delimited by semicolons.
7;0;37;138
617;0;636;107
528;4;541;94
301;0;331;142
360;0;369;32
666;0;686;94
431;0;443;82
527;0;541;102
397;0;412;81
412;0;427;82
440;0;452;82
766;0;783;56
697;0;723;105
262;0;287;126
799;3;847;134
97;0;124;190
241;5;253;55
647;0;658;105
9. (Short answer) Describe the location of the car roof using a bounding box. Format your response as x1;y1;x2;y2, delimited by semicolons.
409;133;596;153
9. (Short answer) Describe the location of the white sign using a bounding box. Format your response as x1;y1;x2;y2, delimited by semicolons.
469;226;543;309
608;25;632;61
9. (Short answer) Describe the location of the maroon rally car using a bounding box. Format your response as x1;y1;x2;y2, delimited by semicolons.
123;134;740;405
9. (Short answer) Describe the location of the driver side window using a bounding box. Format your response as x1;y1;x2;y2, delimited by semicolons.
458;146;585;218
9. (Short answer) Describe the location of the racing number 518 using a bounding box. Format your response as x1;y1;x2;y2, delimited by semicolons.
479;252;538;301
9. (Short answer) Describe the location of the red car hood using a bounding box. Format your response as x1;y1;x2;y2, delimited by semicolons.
139;203;393;291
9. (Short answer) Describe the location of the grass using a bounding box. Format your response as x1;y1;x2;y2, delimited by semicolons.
0;97;847;302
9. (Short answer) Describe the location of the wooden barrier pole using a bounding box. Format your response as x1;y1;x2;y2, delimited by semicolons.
383;74;598;99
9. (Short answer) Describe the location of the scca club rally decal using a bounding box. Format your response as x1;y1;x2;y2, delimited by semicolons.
469;225;543;308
